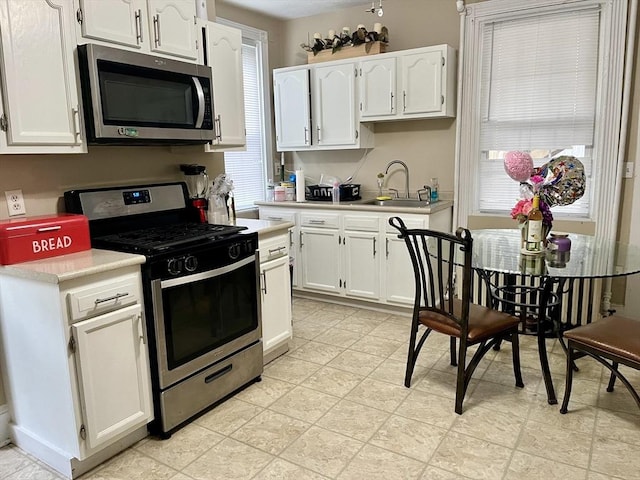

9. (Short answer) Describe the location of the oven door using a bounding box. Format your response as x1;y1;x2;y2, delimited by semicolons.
151;254;261;389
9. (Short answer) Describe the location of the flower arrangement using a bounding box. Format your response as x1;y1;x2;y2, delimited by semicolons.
510;173;553;226
510;197;553;226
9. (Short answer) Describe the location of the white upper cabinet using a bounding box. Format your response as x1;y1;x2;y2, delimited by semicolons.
358;44;456;122
0;0;85;153
359;57;396;118
146;0;198;60
76;0;198;61
77;0;143;49
312;63;357;147
273;62;374;152
203;21;246;148
401;49;444;115
273;67;311;150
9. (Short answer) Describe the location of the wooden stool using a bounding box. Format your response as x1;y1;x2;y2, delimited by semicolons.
560;315;640;413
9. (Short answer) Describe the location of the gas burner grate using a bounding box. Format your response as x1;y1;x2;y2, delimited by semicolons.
94;223;247;253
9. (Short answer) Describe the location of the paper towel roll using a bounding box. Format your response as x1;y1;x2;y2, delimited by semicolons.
295;170;305;202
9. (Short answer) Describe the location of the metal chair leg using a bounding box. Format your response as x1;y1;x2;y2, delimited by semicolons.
607;361;618;392
511;330;524;388
560;345;575;414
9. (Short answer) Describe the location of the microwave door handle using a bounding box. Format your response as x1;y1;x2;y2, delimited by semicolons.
192;77;205;128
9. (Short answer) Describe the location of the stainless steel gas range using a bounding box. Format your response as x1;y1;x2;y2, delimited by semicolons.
65;182;263;437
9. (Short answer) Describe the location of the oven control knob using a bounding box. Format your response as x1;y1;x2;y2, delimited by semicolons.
167;258;182;275
184;255;198;272
228;243;241;260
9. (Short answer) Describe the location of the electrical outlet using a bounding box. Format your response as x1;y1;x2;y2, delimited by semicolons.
275;164;282;176
5;189;26;216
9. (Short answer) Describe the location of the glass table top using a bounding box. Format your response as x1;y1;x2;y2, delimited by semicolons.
469;229;640;279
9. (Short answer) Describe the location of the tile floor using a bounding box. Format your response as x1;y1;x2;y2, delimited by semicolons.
2;297;640;480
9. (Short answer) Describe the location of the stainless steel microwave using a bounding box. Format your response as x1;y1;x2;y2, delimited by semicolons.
77;44;214;145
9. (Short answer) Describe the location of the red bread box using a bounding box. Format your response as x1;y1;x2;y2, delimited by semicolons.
0;214;91;265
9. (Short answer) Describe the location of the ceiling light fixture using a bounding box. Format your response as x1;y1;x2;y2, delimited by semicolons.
366;0;384;17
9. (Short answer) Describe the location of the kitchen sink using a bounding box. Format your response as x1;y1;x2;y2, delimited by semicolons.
360;198;434;208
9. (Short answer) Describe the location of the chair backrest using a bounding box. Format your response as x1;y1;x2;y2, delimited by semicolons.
389;216;473;331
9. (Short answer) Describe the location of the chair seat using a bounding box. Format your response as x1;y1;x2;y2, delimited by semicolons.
419;299;520;342
564;316;640;365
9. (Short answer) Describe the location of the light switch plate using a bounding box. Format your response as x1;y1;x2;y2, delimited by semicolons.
624;162;634;178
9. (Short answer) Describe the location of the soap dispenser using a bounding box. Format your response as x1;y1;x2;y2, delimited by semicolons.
430;177;439;202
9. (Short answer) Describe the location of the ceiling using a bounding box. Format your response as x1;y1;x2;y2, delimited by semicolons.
218;0;374;20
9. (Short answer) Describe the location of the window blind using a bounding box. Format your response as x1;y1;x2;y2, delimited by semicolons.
476;7;600;217
224;41;267;210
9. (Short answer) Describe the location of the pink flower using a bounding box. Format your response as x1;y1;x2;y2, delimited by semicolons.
530;175;544;184
511;199;532;222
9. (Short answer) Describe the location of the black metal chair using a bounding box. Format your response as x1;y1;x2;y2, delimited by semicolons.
390;217;524;414
560;315;640;414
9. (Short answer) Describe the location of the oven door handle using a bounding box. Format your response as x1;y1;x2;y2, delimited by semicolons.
160;255;255;288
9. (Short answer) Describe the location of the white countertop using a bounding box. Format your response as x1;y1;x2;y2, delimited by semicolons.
235;218;294;237
0;249;146;284
255;199;454;215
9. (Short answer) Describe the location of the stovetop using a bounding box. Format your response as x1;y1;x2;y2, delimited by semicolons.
92;222;247;255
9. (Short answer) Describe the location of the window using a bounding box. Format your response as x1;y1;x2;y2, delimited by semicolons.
456;0;630;240
219;20;272;211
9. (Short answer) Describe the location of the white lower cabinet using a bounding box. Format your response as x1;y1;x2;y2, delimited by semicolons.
71;303;152;450
0;262;152;478
300;224;341;293
258;230;293;364
343;214;380;300
260;205;452;308
259;208;299;287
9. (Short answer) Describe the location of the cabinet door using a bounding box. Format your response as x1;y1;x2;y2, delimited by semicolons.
258;208;299;287
401;49;443;116
78;0;144;48
204;21;246;146
360;57;396;118
260;255;292;354
384;234;416;305
273;68;311;150
344;230;380;300
147;0;197;60
300;227;341;293
312;63;356;146
0;0;84;151
72;304;152;450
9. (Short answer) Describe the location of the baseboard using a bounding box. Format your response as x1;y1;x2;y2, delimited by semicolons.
0;404;9;447
11;423;148;479
293;290;412;316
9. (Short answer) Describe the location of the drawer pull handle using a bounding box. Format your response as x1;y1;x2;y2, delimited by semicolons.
37;226;62;232
269;246;286;256
261;271;267;294
94;292;130;305
205;364;232;384
309;219;326;225
267;216;283;221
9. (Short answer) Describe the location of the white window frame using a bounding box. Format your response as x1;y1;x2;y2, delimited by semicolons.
455;0;630;241
218;18;274;210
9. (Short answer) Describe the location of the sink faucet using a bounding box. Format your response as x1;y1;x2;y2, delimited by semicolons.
384;160;410;198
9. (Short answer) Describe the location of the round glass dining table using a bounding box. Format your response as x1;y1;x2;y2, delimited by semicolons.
469;229;640;404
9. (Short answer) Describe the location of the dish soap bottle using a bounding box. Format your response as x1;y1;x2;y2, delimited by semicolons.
430;177;439;203
332;182;340;204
